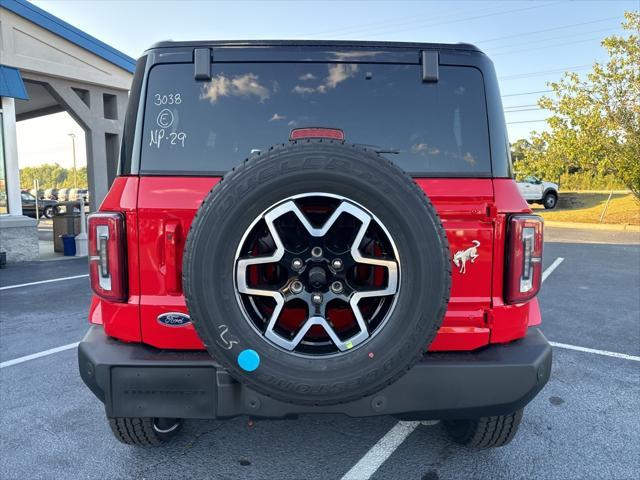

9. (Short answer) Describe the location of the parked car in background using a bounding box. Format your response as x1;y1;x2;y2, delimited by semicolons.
80;189;90;205
28;188;44;199
21;191;59;219
517;176;559;209
44;188;59;200
57;188;69;201
69;188;90;204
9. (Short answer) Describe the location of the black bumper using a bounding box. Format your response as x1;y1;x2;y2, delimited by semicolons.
78;326;552;420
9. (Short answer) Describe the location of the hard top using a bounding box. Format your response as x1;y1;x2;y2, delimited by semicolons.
146;39;482;53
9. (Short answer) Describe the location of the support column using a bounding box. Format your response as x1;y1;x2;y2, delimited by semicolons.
0;96;38;262
85;129;109;210
44;78;125;211
1;96;23;215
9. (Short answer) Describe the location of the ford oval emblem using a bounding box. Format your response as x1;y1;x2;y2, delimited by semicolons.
157;312;191;327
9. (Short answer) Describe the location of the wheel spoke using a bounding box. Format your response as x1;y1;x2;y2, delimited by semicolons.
262;199;366;238
235;193;400;355
236;206;287;294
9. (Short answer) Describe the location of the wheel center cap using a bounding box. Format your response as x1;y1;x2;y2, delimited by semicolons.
308;266;327;289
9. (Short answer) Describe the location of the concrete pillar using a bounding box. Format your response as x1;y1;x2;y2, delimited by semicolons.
42;77;126;211
85;129;110;209
0;96;38;262
1;96;23;215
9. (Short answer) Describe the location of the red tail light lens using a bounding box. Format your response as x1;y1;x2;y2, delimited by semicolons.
505;214;543;304
88;212;127;302
290;127;345;141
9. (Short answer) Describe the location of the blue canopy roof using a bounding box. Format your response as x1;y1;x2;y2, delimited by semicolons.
1;0;135;73
0;66;28;100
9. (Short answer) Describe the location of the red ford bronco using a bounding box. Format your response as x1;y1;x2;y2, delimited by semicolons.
78;40;551;448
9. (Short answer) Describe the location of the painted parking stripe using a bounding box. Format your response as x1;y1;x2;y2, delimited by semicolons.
339;257;567;479
0;342;79;369
342;256;571;479
340;421;420;480
0;274;89;291
541;257;639;361
542;257;564;282
549;342;640;362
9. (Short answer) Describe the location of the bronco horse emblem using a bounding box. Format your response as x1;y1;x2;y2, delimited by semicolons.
453;240;480;274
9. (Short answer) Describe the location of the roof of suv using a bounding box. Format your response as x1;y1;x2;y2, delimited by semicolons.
146;39;482;53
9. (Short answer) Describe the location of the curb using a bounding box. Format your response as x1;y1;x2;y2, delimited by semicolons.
544;220;640;233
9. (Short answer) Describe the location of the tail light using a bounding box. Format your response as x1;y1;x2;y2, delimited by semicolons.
290;127;345;141
505;215;543;304
88;212;127;302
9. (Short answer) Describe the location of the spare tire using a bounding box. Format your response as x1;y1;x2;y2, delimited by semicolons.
183;140;450;406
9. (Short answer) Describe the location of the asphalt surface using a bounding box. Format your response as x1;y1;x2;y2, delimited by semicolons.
1;227;638;480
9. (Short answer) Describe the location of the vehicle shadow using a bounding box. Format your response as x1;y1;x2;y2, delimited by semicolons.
127;414;401;479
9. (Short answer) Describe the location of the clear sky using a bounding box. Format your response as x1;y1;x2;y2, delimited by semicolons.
17;0;638;168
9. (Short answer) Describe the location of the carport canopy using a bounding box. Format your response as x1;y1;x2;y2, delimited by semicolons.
1;0;135;213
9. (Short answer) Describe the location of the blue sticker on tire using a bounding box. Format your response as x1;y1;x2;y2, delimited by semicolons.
238;349;260;372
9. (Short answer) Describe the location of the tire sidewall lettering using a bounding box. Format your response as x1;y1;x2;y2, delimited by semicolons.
184;141;451;405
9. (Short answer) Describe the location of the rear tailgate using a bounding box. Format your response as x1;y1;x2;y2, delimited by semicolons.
137;176;495;350
418;179;494;350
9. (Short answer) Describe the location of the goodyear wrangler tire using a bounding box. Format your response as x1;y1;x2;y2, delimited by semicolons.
183;140;451;406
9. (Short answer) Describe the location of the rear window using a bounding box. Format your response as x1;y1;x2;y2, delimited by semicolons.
141;62;490;176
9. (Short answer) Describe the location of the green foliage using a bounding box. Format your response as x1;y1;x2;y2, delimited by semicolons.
557;172;626;191
513;12;640;197
20;163;88;190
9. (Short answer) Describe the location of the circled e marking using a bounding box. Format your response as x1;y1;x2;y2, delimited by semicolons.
156;108;174;128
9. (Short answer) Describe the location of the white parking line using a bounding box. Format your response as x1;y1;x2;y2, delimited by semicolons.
549;342;640;362
340;421;420;480
340;254;628;479
0;342;79;369
541;257;639;361
542;257;564;282
0;274;89;291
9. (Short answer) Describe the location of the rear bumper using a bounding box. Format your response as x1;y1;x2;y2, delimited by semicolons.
78;325;552;420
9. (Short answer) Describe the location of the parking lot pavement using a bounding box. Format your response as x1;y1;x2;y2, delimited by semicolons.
541;241;640;356
0;256;87;288
372;349;640;480
0;258;89;362
1;226;639;480
37;219;53;242
544;226;640;245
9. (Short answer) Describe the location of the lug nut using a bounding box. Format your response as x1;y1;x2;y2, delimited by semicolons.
331;258;343;270
311;293;323;304
330;281;343;294
291;258;304;270
311;247;323;258
290;280;303;294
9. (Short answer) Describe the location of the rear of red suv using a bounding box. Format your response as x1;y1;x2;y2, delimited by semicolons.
79;41;551;448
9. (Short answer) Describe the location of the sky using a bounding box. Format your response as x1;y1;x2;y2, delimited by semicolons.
16;0;638;168
17;113;86;169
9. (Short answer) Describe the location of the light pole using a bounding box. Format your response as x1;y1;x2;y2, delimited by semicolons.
68;133;78;189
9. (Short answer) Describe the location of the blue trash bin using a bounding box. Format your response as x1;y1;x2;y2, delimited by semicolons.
61;234;77;256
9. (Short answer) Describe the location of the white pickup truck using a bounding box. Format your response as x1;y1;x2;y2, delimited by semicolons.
517;176;559;209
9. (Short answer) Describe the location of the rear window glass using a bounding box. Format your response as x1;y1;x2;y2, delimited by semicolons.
141;62;490;175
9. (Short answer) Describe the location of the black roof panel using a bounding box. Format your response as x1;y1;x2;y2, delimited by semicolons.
146;39;482;53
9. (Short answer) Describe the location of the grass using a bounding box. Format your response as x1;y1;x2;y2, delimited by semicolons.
533;192;640;225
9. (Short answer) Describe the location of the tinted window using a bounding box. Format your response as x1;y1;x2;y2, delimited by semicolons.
141;62;490;175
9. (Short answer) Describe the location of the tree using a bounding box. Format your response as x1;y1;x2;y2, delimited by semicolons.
20;163;68;189
510;138;531;166
511;136;566;183
19;163;88;190
526;12;640;198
